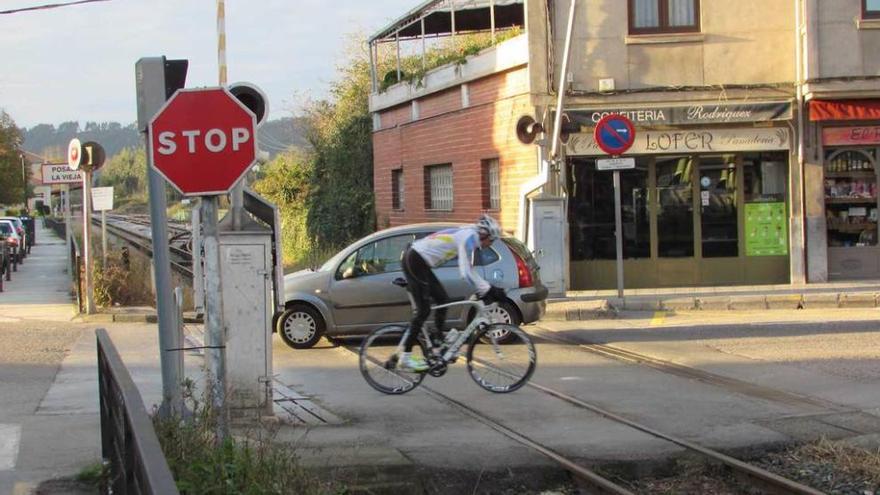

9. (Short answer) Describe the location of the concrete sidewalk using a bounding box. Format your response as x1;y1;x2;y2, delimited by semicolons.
545;279;880;320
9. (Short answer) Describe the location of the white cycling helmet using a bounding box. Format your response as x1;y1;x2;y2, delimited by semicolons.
475;214;502;241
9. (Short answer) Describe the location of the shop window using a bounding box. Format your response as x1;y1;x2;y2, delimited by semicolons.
568;158;650;261
864;0;880;19
629;0;700;34
699;156;738;258
482;158;501;210
743;152;787;203
824;148;877;247
425;164;453;211
392;169;404;210
656;156;695;257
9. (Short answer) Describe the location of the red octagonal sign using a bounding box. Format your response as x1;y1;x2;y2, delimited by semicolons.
149;87;257;196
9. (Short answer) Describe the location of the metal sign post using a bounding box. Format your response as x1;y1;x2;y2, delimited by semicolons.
613;170;624;299
82;169;95;313
69;139;105;315
91;187;114;265
598;158;635;300
595;114;637;299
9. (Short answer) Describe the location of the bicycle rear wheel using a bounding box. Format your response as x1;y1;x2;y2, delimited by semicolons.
359;324;426;395
466;324;536;393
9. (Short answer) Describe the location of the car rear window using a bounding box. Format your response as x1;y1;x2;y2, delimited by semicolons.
501;236;535;263
0;223;11;234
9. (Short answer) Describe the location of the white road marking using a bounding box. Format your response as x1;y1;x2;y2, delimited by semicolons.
0;424;21;470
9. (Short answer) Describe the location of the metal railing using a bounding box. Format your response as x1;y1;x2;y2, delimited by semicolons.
97;328;179;495
45;216;66;239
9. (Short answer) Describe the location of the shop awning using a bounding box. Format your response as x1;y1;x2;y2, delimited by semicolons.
809;99;880;121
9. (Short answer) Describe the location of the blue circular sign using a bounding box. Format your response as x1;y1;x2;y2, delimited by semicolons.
594;114;636;155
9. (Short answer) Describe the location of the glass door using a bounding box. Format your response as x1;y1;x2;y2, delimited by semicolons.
697;155;739;258
656;156;694;257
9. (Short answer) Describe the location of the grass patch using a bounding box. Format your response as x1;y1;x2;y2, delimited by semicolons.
75;461;108;487
152;383;336;495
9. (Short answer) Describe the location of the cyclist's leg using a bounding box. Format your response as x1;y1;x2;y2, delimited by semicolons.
426;269;449;337
402;249;432;353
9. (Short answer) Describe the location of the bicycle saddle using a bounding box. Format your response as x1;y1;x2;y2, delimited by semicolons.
392;277;408;288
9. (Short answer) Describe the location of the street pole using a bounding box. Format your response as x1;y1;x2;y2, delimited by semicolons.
101;210;107;266
217;0;244;231
191;201;204;315
146;157;183;417
63;185;71;276
201;196;227;438
20;154;27;210
82;170;96;314
613;170;624;299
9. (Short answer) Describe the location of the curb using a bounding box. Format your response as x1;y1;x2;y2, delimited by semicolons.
77;313;203;324
545;291;880;320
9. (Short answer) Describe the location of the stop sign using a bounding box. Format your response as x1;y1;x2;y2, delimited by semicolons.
149;87;257;196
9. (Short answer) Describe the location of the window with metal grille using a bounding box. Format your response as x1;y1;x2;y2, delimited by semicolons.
392;169;404;210
482;158;501;210
425;164;453;211
629;0;699;34
865;0;880;18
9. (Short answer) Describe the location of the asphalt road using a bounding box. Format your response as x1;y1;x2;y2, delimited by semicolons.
0;321;90;495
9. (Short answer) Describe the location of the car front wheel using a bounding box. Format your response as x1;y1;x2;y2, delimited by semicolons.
277;304;325;349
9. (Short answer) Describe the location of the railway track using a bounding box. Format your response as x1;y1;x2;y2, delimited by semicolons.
95;213;194;278
339;342;825;494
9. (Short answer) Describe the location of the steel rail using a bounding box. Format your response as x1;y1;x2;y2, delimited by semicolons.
96;216;193;278
530;327;851;413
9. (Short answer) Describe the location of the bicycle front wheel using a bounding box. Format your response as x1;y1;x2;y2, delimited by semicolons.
466;324;536;393
359;324;426;395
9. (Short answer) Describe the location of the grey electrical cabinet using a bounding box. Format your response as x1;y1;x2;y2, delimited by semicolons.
218;223;274;418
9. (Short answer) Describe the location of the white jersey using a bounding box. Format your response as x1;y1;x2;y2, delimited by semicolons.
411;227;491;296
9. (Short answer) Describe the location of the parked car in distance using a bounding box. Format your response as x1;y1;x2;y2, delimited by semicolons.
0;220;22;262
0;217;26;256
275;223;548;349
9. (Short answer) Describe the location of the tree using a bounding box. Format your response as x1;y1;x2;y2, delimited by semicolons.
0;110;26;206
96;146;148;211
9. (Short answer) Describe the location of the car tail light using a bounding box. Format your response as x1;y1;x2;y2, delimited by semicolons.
8;238;18;247
511;249;533;288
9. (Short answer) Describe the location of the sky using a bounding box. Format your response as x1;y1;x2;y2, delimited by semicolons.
0;0;417;128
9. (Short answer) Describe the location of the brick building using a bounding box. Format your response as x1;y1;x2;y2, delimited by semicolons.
368;0;880;292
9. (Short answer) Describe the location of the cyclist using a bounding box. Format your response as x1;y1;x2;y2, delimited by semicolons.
398;214;507;372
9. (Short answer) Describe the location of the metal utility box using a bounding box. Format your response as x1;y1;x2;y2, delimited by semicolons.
218;219;274;417
529;196;567;297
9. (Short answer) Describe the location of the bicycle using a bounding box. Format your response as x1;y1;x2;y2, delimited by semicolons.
359;278;537;395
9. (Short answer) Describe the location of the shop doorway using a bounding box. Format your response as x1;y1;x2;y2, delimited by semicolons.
567;152;791;289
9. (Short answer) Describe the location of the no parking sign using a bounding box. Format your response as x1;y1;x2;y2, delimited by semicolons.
594;114;635;155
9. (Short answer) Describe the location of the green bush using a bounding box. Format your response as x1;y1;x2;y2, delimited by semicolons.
153;383;335;495
92;249;153;307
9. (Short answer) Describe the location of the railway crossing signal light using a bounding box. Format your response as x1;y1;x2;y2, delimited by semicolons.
136;57;189;131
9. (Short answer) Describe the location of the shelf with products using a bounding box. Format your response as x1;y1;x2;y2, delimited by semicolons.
826;197;878;205
825;171;877;179
824;149;876;174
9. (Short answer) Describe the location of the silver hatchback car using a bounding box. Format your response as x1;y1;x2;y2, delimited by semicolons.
275;223;548;349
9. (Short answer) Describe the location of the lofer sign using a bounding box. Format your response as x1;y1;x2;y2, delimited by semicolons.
149;87;257;196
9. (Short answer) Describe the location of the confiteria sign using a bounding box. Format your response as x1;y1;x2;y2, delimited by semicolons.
567;127;791;156
569;102;792;126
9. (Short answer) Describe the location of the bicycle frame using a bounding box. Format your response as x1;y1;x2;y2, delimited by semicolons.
394;294;497;364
